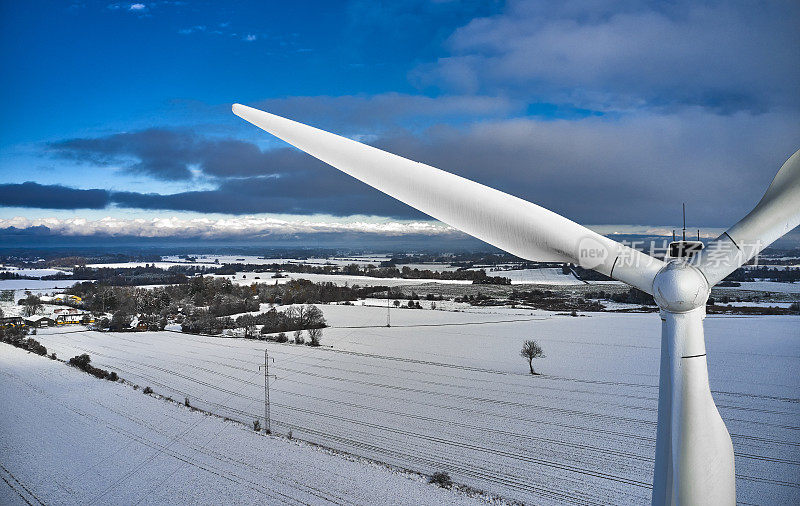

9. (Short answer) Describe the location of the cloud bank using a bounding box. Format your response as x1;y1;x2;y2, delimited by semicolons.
0;216;458;239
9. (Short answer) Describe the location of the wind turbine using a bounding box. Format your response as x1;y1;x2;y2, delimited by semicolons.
233;103;799;505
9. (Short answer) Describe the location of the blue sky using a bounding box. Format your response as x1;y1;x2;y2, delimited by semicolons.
1;0;798;243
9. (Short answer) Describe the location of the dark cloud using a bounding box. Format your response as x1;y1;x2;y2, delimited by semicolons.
192;138;273;178
112;175;424;218
0;176;421;218
50;129;198;180
0;182;109;209
45;93;526;182
49;128;335;180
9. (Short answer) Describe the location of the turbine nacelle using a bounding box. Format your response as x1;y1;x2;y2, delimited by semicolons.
652;261;709;313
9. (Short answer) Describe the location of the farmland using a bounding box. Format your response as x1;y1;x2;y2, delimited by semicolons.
32;304;799;505
0;345;487;505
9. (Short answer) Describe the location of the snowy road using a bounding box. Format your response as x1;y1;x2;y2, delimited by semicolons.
33;307;800;504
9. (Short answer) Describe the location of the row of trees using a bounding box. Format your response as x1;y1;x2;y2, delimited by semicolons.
214;262;512;284
181;304;326;337
506;289;605;312
51;277;349;337
724;266;799;283
585;288;656;306
65;277;361;318
0;324;47;356
72;265;190;286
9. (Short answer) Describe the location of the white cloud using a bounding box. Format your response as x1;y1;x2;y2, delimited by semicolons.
0;216;460;239
244;34;257;42
8;215;788;245
129;3;146;11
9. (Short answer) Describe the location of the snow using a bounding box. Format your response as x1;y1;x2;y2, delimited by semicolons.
214;267;604;287
160;254;395;267
213;268;627;288
0;267;71;277
395;263;461;272
282;272;473;286
84;261;218;269
163;254;290;265
269;257;392;267
215;272;474;287
32;307;799;505
716;282;800;293
743;264;800;270
482;268;582;285
0;345;488;506
721;301;796;308
160;255;465;272
0;279;81;293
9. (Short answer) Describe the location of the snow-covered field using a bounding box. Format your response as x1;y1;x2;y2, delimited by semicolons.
480;267;582;285
161;254;394;267
0;279;81;293
84;261;219;269
216;272;474;287
32;307;799;505
716;281;800;294
0;346;486;506
216;267;597;287
723;301;796;308
0;267;71;277
395;263;461;272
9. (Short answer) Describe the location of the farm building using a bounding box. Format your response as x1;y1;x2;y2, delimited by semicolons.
23;315;55;327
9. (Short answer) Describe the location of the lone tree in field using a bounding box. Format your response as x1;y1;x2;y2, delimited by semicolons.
520;340;545;375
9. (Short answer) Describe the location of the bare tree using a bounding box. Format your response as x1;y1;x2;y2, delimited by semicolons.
308;327;322;347
520;340;545;375
20;295;43;317
293;329;304;344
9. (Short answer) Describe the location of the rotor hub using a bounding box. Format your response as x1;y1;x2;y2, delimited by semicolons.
652;260;709;312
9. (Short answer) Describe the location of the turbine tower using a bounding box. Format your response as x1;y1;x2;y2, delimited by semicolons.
233;103;800;505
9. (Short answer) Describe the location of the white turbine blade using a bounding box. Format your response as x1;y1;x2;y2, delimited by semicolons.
691;149;800;286
232;103;664;294
653;309;735;505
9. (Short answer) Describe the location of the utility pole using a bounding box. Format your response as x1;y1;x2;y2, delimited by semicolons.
386;289;391;327
258;349;276;434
